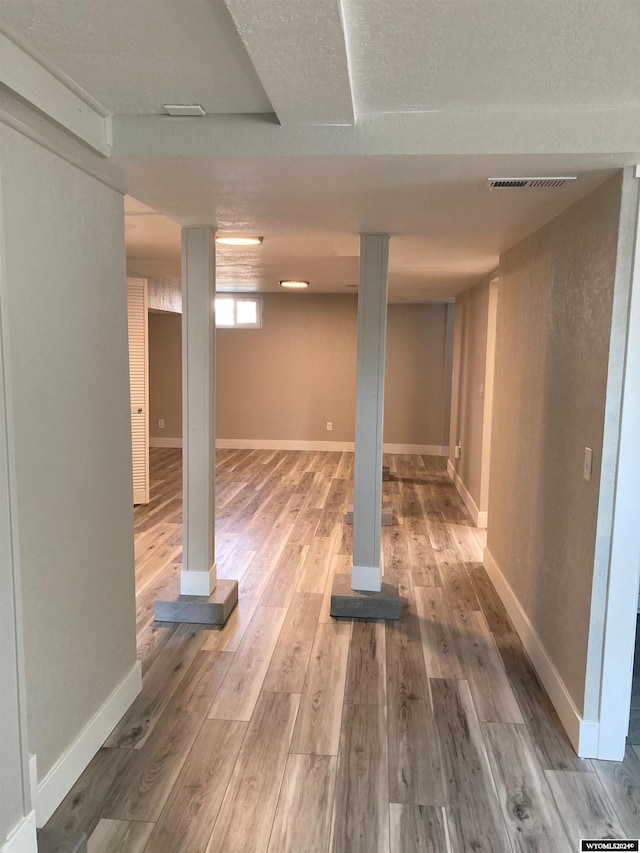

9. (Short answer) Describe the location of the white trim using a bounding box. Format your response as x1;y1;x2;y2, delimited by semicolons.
2;811;37;853
217;438;352;452
216;438;448;455
383;443;449;456
351;564;382;592
149;436;182;448
483;547;597;756
27;757;37;813
594;168;640;760
0;32;109;156
180;565;217;596
447;460;487;528
34;661;141;827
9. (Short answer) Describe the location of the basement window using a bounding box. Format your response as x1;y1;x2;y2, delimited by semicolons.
215;296;262;329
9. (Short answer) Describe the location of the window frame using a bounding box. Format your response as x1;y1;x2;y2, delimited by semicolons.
215;295;262;329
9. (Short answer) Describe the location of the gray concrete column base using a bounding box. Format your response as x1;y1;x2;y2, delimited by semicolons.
330;573;400;620
154;578;238;625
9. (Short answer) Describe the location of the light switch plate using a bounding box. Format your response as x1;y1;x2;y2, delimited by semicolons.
583;447;593;482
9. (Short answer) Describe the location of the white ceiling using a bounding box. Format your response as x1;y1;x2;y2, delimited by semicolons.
3;0;640;300
346;0;640;113
124;156;616;300
0;0;272;114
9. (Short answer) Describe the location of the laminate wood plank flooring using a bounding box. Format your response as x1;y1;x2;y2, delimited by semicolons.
415;585;465;679
453;608;524;724
102;650;229;822
592;746;640;837
431;678;512;852
493;630;593;773
386;574;444;807
330;703;390;853
262;591;323;693
290;621;351;755
207;605;287;721
145;719;247;853
206;692;300;853
296;535;336;594
407;532;440;588
545;769;627;841
105;624;206;749
44;449;640;851
482;721;573;851
344;619;386;705
87;818;154;853
388;803;449;853
200;595;260;653
267;754;337;853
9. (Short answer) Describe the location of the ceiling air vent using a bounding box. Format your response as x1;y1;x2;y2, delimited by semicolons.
488;177;577;190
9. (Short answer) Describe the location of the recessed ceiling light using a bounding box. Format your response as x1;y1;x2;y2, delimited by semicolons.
215;236;264;246
163;104;206;117
280;280;309;289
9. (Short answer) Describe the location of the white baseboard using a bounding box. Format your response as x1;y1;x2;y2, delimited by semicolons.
483;547;598;757
33;660;142;827
2;811;37;853
383;443;449;456
216;438;353;452
447;460;487;528
28;756;37;811
216;438;449;455
149;437;182;448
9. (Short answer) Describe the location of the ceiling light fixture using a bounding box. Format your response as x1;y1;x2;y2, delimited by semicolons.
163;104;206;117
215;236;264;246
280;280;309;289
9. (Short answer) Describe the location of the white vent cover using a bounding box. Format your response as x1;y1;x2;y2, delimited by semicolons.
163;103;205;117
488;177;577;190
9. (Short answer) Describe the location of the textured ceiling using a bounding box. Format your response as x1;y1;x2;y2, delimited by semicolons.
345;0;640;113
123;156;617;301
2;0;639;300
0;0;272;114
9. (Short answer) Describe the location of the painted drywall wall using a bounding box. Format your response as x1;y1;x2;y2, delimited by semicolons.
0;124;137;781
149;312;182;440
217;294;357;442
449;275;492;512
487;172;624;714
0;264;31;848
384;302;450;446
148;293;452;447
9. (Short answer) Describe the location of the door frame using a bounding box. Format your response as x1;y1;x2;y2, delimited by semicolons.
596;166;640;759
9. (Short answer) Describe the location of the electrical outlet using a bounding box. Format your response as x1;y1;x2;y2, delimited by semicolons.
158;419;165;429
326;421;333;431
454;443;462;460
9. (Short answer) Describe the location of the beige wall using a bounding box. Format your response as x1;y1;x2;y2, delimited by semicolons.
449;275;493;511
0;124;137;780
149;312;182;439
0;292;28;849
487;172;626;713
149;293;452;448
384;302;451;447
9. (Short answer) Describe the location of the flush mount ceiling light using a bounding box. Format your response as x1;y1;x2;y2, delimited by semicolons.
215;236;264;246
163;104;206;117
280;280;309;289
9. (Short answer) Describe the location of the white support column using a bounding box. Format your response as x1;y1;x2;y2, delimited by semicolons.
181;227;217;596
351;233;389;592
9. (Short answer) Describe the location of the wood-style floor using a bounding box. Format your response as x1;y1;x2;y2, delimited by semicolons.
46;448;640;852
